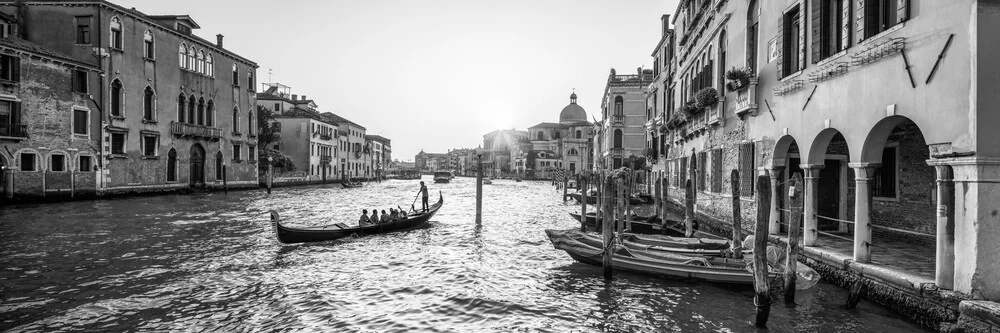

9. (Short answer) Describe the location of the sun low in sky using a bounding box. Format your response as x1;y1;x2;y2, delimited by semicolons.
118;0;678;161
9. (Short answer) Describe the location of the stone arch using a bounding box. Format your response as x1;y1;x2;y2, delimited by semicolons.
46;149;71;172
807;128;849;165
861;115;921;164
772;134;800;168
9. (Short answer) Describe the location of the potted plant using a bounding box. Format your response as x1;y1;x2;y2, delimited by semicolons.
695;87;719;108
725;67;752;90
680;100;702;117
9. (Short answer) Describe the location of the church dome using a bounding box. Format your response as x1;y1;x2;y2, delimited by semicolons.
559;92;587;124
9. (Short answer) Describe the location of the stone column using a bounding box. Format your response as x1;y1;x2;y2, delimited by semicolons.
930;162;955;290
849;163;878;264
949;157;1000;299
801;165;824;246
768;166;785;235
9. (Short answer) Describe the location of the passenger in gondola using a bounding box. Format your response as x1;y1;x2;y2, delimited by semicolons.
389;208;399;221
359;209;372;226
398;206;408;219
371;208;379;224
380;210;390;224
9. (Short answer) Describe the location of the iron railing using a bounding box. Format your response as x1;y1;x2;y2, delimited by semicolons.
0;123;28;138
170;121;223;139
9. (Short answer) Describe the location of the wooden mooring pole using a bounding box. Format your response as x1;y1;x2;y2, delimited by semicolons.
752;174;772;328
602;174;614;279
660;173;669;232
563;175;569;202
730;170;743;259
580;175;588;232
684;179;694;237
785;172;804;303
223;166;228;194
617;177;626;235
266;159;273;194
476;155;483;223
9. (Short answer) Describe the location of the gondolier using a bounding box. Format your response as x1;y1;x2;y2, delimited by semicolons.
419;181;430;212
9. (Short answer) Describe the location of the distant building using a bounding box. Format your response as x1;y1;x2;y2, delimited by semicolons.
596;68;654;170
365;134;391;179
482;129;528;177
524;92;594;179
256;83;338;180
322;112;369;179
0;0;260;194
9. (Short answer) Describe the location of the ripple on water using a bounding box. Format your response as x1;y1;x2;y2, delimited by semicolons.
0;178;930;332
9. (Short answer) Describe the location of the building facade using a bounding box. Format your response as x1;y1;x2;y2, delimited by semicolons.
323;112;369;179
1;0;259;195
482;129;528;177
655;0;1000;311
524;92;594;179
366;134;391;179
596;68;654;170
257;84;338;180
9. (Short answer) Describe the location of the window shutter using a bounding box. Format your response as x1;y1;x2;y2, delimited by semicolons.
776;14;784;79
897;0;909;23
11;56;19;82
856;0;866;43
798;6;806;71
842;0;853;50
12;101;20;125
811;0;822;63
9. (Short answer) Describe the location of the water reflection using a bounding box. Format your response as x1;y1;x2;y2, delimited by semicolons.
0;177;928;332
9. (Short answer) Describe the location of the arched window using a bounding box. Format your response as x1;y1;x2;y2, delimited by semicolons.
247;69;254;90
143;30;154;59
248;110;254;135
197;98;205;125
177;94;186;123
187;47;196;71
537;132;544;140
206;100;215;127
614;96;624;115
110;79;123;117
569;148;578;156
719;30;727;93
179;43;187;69
232;107;240;133
110;17;122;49
576;130;582;138
613;129;623;149
166;148;177;182
747;0;760;74
205;53;214;77
215;151;223;180
197;50;206;74
554;132;561;139
143;86;155;121
187;96;196;124
231;64;239;86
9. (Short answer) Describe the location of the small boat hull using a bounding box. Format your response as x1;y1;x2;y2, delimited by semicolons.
270;193;444;244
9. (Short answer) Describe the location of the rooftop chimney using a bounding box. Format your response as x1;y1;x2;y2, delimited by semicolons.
661;15;670;36
291;94;297;101
302;95;307;101
216;34;224;48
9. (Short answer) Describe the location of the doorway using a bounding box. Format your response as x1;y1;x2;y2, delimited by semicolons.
190;144;205;186
817;159;842;231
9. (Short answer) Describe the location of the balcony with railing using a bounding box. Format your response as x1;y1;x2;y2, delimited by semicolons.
170;121;223;140
611;114;625;126
730;78;758;117
0;123;28;140
611;147;624;156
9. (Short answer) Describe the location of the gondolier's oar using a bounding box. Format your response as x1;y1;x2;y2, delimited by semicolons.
410;190;420;208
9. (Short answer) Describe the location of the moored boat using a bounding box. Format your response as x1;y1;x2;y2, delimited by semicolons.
270;192;444;244
566;193;650;205
433;171;452;183
341;181;363;188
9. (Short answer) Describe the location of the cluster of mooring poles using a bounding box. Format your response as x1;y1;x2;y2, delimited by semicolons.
576;153;807;328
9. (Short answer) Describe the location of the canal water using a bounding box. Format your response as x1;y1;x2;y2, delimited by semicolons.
0;177;928;332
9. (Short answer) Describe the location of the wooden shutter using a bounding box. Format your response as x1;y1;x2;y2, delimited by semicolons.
811;0;822;63
842;0;853;50
897;0;909;23
12;101;20;125
798;5;806;71
856;0;866;43
11;56;19;82
777;14;784;78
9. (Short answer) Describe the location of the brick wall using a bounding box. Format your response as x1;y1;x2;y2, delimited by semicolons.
871;122;935;245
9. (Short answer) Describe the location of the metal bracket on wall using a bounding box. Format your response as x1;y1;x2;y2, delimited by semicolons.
901;48;916;88
801;86;818;112
764;99;775;121
925;34;955;85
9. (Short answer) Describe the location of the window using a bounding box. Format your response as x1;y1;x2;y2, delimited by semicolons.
232;107;240;134
248;145;256;161
718;31;727;92
233;143;242;161
873;146;898;198
143;87;155;121
187;96;196;124
206;100;215;127
76;16;92;45
576;130;582;139
109;17;123;50
142;135;157;157
614;96;624;115
167;149;177;182
79;155;92;172
73;107;89;135
738;142;756;197
20;152;35;171
111;133;126;154
698;152;707;191
197;50;205;74
0;54;20;82
72;70;88;93
197;98;205;125
179;43;187;69
711;148;722;193
747;0;759;73
554;132;561;139
779;5;804;79
679;156;688;189
273;103;280;112
205;53;214;77
813;0;849;62
537;132;544;140
248;111;254;136
187;47;195;71
177;94;186;123
215;152;223;180
143;30;154;59
864;0;906;39
232;64;239;86
50;154;66;172
110;79;123;117
247;69;254;90
613;129;623;149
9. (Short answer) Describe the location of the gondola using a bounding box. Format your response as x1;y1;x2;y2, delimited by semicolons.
565;192;651;205
341;181;363;188
269;192;444;244
568;212;721;239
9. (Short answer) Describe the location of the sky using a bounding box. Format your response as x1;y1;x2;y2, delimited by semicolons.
118;0;679;161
